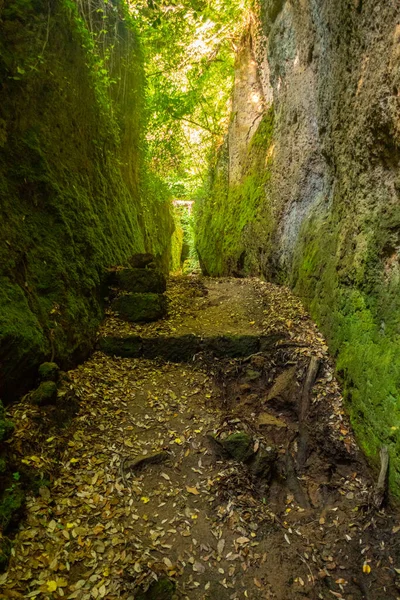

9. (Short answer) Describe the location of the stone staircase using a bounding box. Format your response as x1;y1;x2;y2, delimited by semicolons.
107;253;168;324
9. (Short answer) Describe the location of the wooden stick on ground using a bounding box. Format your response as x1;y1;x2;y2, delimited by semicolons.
297;356;320;470
299;356;321;422
373;446;389;509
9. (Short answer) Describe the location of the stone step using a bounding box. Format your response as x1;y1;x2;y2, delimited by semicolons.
109;267;166;294
111;293;167;323
98;333;284;361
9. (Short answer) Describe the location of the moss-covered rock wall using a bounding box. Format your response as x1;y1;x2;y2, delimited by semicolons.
195;0;400;493
0;0;174;401
196;34;276;276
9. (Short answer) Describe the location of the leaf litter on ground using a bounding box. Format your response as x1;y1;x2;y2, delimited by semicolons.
2;277;400;600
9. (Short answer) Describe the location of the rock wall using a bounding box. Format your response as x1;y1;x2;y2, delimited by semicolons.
0;0;174;401
196;0;400;492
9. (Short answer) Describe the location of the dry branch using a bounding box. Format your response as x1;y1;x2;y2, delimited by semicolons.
373;446;389;509
297;356;320;470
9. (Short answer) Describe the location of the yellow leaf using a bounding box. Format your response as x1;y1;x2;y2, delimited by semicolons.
29;456;41;463
70;458;79;464
46;581;58;592
174;438;183;445
66;523;75;529
93;524;104;535
186;486;200;495
363;563;371;574
46;437;55;443
140;496;150;504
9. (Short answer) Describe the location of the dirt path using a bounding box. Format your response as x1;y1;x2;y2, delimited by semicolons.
2;277;400;600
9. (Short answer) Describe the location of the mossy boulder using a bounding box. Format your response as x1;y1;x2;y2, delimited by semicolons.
30;381;58;406
98;336;143;358
111;293;167;323
38;362;60;382
222;432;254;462
248;444;277;478
127;253;156;269
135;577;177;600
113;268;166;294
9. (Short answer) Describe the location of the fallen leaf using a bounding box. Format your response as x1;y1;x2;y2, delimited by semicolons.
363;563;371;574
236;537;250;545
217;539;225;555
46;581;58;592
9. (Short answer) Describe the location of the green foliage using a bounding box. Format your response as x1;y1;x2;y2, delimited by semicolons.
170;212;185;273
133;0;251;196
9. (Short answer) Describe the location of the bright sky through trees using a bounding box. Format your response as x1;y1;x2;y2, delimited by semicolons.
130;0;252;197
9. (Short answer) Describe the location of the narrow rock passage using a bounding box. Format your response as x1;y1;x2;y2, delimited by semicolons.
2;278;400;600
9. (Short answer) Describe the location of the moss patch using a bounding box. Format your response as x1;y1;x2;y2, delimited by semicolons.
30;381;58;406
0;0;174;402
38;362;60;382
111;293;167;323
195;107;275;276
291;208;400;496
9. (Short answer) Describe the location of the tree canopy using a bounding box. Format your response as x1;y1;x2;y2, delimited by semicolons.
131;0;252;197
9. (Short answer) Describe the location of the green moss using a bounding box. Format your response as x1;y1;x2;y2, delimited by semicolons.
292;209;400;497
98;336;143;358
0;0;174;401
114;268;166;294
135;577;176;600
111;293;167;323
30;381;58;406
222;432;254;462
170;211;184;273
195;106;275;276
38;362;60;382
